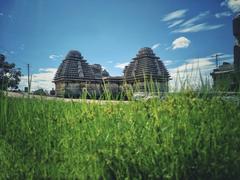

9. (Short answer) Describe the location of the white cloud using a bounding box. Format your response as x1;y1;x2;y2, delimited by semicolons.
162;9;188;22
39;68;57;73
221;1;227;6
115;62;129;69
222;0;240;13
168;19;184;28
215;11;232;18
173;23;224;33
163;60;173;66
181;11;210;27
19;68;57;91
165;47;171;51
151;43;160;50
0;12;3;16
19;44;25;51
107;60;113;64
169;58;214;75
163;10;224;34
169;57;215;91
168;54;233;91
172;37;191;50
49;54;63;60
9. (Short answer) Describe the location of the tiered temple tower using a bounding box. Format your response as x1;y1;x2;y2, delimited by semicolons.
123;47;170;92
54;48;171;98
54;50;107;97
54;50;95;81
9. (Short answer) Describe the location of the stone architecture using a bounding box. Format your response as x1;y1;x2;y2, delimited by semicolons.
124;47;170;92
54;48;170;98
53;50;110;97
211;14;240;91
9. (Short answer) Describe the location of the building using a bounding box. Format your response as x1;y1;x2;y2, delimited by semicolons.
211;14;240;91
53;50;109;97
211;62;235;90
53;48;170;98
124;47;170;92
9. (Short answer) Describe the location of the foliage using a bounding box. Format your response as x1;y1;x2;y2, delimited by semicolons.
0;92;240;179
33;89;48;96
0;54;22;90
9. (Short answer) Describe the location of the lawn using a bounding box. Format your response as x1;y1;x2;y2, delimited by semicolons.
0;92;240;179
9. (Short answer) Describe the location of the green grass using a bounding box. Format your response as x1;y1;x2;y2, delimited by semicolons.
0;91;240;179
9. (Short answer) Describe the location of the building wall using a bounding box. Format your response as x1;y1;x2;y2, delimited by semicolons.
55;81;104;98
55;79;169;98
84;83;102;97
212;72;234;91
105;83;121;95
126;81;168;92
65;82;81;97
55;82;66;97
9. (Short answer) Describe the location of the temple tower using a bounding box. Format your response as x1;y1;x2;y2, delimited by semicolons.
123;47;170;92
54;50;104;97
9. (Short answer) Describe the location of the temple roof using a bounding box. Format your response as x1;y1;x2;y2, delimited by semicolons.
54;50;108;81
66;50;83;59
136;47;155;58
124;47;170;81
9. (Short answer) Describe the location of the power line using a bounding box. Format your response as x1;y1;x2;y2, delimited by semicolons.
211;53;224;68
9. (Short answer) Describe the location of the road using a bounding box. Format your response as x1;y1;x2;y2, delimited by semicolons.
4;91;127;104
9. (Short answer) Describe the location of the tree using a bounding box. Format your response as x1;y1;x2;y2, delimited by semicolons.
0;54;22;90
33;89;48;96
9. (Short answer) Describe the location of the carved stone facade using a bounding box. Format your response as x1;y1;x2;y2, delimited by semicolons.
54;48;170;98
124;47;170;92
53;50;121;97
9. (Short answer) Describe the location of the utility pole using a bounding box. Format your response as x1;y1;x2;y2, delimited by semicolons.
212;53;224;68
27;64;32;95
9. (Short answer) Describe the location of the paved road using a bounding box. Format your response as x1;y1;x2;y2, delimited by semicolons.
4;91;127;104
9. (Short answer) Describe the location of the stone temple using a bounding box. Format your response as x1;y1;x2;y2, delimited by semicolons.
124;47;170;92
53;48;170;98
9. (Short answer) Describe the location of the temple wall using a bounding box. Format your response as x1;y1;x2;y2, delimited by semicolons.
55;82;66;97
65;82;81;97
129;81;168;92
55;81;103;98
108;83;121;94
55;80;168;98
85;83;102;97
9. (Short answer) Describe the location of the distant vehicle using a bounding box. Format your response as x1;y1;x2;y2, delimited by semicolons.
133;92;165;101
50;88;56;96
33;89;48;96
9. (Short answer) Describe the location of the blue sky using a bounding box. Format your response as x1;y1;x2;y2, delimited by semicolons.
0;0;239;90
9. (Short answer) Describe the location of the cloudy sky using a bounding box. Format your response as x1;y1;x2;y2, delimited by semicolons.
0;0;239;90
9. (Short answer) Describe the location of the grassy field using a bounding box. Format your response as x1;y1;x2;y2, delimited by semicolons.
0;91;240;179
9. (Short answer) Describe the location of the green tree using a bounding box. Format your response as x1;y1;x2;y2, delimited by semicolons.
33;89;48;96
0;54;22;90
